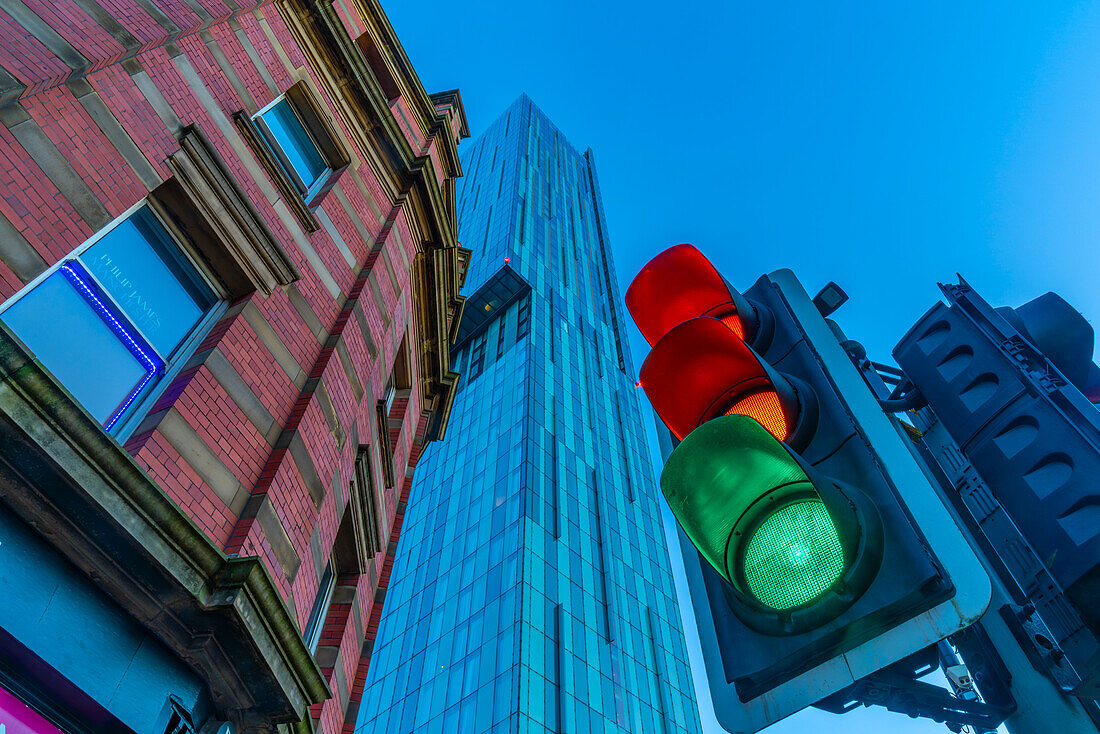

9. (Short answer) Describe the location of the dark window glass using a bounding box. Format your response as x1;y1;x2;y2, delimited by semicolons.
515;297;529;341
259;98;327;192
496;314;508;357
470;336;486;379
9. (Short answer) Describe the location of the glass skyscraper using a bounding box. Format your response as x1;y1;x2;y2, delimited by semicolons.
356;95;701;734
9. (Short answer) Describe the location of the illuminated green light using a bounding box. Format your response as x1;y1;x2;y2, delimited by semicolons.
742;500;845;610
660;414;812;587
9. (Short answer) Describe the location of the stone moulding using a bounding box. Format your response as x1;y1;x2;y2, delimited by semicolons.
273;0;471;445
165;125;301;297
0;327;329;734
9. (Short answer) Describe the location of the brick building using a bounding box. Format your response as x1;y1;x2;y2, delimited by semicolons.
0;1;468;733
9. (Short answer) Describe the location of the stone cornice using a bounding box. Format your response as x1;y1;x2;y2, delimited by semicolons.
351;1;466;166
0;328;329;734
271;0;469;443
277;0;463;237
429;89;470;139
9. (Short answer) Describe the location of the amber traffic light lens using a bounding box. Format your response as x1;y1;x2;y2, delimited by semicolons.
724;390;788;441
718;311;745;340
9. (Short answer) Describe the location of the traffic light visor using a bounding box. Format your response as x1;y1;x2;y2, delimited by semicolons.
639;317;799;442
626;244;753;345
661;415;882;631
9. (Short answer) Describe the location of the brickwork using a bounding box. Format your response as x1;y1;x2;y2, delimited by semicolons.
0;0;470;730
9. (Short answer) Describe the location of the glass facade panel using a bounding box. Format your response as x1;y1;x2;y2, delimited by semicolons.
357;96;700;734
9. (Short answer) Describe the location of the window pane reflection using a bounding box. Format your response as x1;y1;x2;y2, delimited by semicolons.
83;208;209;357
3;272;146;422
261;99;327;189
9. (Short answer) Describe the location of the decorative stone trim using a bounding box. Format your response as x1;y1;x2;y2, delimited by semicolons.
0;327;329;734
163;125;300;297
272;0;472;448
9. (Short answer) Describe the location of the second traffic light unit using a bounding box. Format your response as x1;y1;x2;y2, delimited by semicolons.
627;244;988;731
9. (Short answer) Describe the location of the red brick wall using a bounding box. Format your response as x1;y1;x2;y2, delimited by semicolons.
0;1;462;731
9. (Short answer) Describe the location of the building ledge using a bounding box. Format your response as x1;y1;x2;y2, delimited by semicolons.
0;327;329;734
453;263;531;349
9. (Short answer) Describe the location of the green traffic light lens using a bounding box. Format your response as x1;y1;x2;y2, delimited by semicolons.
742;500;846;610
661;415;883;633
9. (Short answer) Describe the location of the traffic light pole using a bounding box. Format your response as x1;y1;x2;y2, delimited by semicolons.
981;588;1096;734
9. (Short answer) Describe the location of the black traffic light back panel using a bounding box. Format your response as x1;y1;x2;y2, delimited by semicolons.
894;280;1100;637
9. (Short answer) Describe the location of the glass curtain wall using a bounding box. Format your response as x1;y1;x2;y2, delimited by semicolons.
357;95;701;734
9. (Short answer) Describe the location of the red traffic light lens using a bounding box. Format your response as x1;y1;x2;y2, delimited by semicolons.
639;317;799;442
626;244;752;346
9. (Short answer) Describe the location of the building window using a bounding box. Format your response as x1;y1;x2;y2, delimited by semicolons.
0;204;219;434
302;561;336;653
382;378;397;416
234;83;350;232
375;399;395;489
469;334;487;379
496;311;508;358
516;296;530;341
352;445;385;556
253;97;331;200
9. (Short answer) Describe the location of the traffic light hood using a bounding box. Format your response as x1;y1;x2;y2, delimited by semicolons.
638;316;810;446
626;243;761;347
995;291;1099;399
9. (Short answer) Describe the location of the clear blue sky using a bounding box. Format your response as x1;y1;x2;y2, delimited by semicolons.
385;2;1100;731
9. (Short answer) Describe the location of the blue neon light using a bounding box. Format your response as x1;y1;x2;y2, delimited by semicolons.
60;261;163;430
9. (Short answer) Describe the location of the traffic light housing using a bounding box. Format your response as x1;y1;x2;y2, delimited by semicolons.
895;279;1100;672
628;246;990;732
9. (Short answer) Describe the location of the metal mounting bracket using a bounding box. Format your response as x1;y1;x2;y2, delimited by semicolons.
815;643;1016;733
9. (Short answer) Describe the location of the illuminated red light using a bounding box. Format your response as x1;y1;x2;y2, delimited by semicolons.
639;317;796;442
504;256;511;264
626;244;746;346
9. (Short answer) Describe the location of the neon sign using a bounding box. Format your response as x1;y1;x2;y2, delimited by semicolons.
0;685;65;734
60;261;163;430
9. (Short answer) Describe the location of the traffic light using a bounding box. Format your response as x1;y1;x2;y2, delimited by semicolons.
637;317;813;447
660;414;882;636
627;245;990;732
894;279;1100;688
